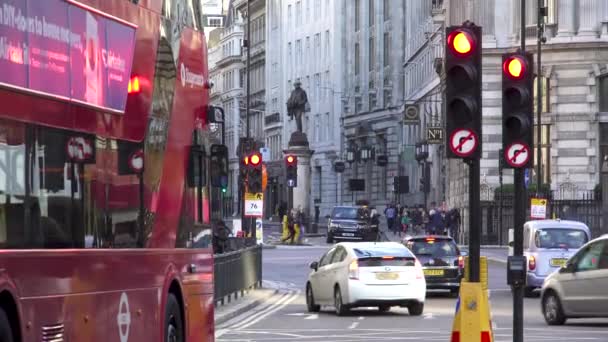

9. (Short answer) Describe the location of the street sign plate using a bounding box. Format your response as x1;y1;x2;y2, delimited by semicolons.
524;169;530;188
504;143;531;168
403;105;420;125
530;198;548;219
448;129;478;158
427;127;444;144
244;192;264;217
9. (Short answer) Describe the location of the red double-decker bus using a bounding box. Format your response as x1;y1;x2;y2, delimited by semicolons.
0;0;218;341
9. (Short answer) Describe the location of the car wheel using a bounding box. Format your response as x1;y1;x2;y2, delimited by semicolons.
450;288;459;298
334;287;349;316
164;293;184;342
408;302;424;316
0;308;15;342
378;305;391;313
542;291;567;326
326;234;333;244
306;283;321;313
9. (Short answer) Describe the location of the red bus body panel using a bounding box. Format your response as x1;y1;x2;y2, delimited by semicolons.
0;0;214;341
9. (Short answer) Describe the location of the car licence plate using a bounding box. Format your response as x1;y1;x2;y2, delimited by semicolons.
342;233;354;237
423;269;445;276
376;272;399;280
550;258;568;267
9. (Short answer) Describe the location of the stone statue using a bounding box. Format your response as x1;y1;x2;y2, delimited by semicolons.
286;80;308;133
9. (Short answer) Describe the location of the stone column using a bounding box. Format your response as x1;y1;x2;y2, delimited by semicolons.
285;132;314;213
556;0;577;38
578;0;599;37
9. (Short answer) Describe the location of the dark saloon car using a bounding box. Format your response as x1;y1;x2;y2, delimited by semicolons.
404;236;465;295
326;206;379;243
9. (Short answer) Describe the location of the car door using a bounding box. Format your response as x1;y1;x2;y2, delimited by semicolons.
596;241;608;315
314;247;336;303
326;247;348;292
559;240;606;315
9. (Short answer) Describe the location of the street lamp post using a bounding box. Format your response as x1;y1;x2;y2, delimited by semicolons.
415;141;430;208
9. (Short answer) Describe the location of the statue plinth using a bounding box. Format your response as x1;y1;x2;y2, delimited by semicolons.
285;133;313;214
288;131;309;148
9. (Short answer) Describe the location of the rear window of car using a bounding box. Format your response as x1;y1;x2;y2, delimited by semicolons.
534;228;588;249
407;239;459;257
353;247;416;267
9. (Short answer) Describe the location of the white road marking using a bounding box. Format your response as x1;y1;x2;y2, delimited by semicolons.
423;313;435;319
348;322;359;329
216;292;294;334
358;316;365;320
234;291;300;331
285;313;318;320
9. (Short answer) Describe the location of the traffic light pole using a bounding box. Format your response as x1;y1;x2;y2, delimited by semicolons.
468;158;481;283
513;169;526;342
513;2;526;341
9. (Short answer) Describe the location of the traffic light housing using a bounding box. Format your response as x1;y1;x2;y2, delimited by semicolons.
247;152;263;193
502;51;534;169
210;144;229;189
445;22;482;159
285;155;298;187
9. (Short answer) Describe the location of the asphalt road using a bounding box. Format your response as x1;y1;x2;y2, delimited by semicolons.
217;244;608;342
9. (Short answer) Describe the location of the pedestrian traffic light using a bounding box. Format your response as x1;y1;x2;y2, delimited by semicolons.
210;144;228;188
247;152;263;193
285;154;298;187
502;51;533;169
445;22;482;160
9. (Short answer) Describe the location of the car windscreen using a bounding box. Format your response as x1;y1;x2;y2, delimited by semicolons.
332;207;364;220
353;247;416;267
534;228;588;249
407;239;459;257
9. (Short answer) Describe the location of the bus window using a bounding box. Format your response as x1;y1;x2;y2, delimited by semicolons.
0;120;110;249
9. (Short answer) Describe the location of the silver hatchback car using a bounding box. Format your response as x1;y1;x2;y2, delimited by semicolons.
541;234;608;325
509;220;591;296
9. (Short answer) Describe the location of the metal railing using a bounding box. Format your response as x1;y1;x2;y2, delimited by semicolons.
214;244;262;305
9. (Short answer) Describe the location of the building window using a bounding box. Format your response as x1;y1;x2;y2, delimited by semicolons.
383;33;389;67
354;43;360;75
325;112;330;140
534;76;550;113
316;166;322;201
600;123;608;169
288;4;292;27
368;0;375;27
383;0;389;21
599;75;608;112
369;37;375;71
355;0;360;31
296;1;301;26
533;124;551;186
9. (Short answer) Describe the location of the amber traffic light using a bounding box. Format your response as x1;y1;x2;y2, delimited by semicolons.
285;155;298;187
502;51;534;169
447;30;475;56
445;22;482;159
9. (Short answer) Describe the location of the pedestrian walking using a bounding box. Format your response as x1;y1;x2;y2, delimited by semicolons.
384;204;397;235
281;209;296;244
400;210;411;236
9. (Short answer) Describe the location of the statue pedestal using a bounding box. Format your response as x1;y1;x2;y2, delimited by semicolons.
285;132;313;213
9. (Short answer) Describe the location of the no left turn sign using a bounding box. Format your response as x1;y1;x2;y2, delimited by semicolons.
505;143;530;168
449;129;478;158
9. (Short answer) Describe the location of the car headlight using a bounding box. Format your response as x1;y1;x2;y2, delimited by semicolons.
329;224;339;230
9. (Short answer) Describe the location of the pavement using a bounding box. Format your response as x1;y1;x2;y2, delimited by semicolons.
215;238;608;341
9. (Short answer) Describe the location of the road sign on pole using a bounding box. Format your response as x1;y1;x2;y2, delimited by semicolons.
530;198;547;219
449;129;478;158
505;143;531;168
524;169;530;189
244;192;264;217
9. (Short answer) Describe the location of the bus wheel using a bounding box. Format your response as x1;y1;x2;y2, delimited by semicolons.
0;308;14;342
164;294;184;342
